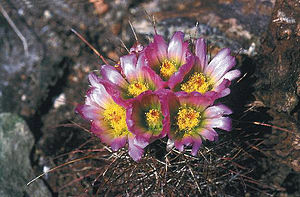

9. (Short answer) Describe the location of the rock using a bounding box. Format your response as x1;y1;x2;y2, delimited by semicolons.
0;113;51;197
253;0;300;196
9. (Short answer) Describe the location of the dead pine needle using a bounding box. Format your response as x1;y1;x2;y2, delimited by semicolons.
27;155;93;186
144;10;157;35
0;3;28;56
71;28;109;65
128;20;138;42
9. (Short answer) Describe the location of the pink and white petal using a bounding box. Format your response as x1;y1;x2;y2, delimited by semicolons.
168;56;195;90
210;56;236;82
133;136;149;149
100;80;129;107
86;86;114;109
215;69;241;87
75;104;101;121
200;128;218;141
145;35;168;69
192;56;204;74
191;136;202;156
128;136;145;161
142;66;167;89
93;118;127;150
218;88;231;98
88;72;102;88
145;45;161;71
207;117;232;131
90;120;111;141
153;34;168;61
100;65;128;88
205;48;231;75
167;31;186;63
205;104;233;118
186;92;217;108
213;79;231;96
174;140;184;152
195;38;207;71
120;54;138;81
110;136;127;151
136;52;147;70
181;136;193;147
179;41;189;64
85;87;99;106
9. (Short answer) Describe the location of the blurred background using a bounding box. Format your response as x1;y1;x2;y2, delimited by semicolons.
0;0;299;196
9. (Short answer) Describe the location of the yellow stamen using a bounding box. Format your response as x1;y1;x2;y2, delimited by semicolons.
160;59;177;79
127;81;149;97
103;103;128;137
181;72;213;93
145;109;161;128
177;107;200;132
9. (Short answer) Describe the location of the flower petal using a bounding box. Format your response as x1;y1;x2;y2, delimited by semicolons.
88;72;102;88
90;120;110;141
215;69;241;86
110;137;127;151
75;104;101;121
153;34;168;61
200;128;218;141
142;66;166;89
86;86;113;109
210;56;236;82
120;54;138;81
205;48;231;75
168;56;195;90
100;65;128;88
100;80;129;107
128;135;145;161
92;120;127;150
205;104;232;118
191;136;202;156
195;38;207;71
144;35;167;71
176;91;217;109
167;31;188;64
174;140;184;152
213;79;231;98
136;52;147;70
207;117;232;131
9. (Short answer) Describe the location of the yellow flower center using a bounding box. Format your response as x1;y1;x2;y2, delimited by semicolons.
181;72;213;94
103;103;129;137
160;59;177;80
127;81;149;97
177;107;200;132
145;109;161;128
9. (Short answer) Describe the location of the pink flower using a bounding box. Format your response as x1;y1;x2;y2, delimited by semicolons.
168;38;241;98
165;91;232;155
126;90;169;142
100;53;165;107
144;31;191;81
75;73;145;161
76;31;238;160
